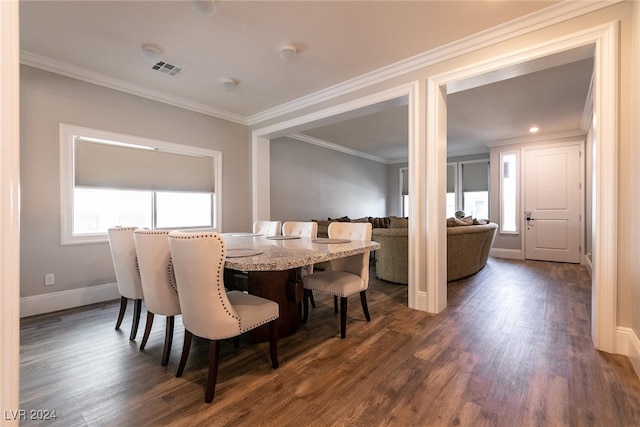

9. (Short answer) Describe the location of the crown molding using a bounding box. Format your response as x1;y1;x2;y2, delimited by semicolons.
288;133;389;164
581;75;595;132
20;50;247;125
19;1;617;129
247;1;619;126
484;129;586;148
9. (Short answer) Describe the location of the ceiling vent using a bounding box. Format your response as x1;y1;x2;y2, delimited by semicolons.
151;61;184;77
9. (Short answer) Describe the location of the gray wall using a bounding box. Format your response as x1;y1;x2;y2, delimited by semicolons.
270;137;388;221
20;66;251;298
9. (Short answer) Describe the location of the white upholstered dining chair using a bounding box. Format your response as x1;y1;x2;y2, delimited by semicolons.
107;226;144;341
253;220;282;236
168;231;280;403
282;221;319;307
302;222;372;339
133;229;181;366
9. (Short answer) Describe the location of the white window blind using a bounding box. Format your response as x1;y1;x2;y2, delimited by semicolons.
461;161;489;192
74;138;215;192
401;168;408;195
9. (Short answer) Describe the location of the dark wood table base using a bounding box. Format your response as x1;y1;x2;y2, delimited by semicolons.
246;269;303;343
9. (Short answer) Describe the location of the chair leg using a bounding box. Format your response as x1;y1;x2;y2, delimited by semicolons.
269;321;279;369
302;289;311;324
176;329;193;378
115;296;127;330
161;316;175;367
139;311;154;351
205;340;220;403
340;296;348;339
334;295;339;314
309;290;316;308
129;299;142;341
360;290;371;322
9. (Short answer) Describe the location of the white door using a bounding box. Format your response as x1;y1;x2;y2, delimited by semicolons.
524;144;582;263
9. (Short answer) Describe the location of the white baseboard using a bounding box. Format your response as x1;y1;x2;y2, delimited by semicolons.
20;282;120;318
617;326;640;380
489;248;522;259
583;254;593;276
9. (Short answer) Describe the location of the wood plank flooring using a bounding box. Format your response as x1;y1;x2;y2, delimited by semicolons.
19;258;640;426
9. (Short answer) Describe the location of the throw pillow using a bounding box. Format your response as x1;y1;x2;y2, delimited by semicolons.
389;216;409;228
450;216;473;226
328;216;350;222
370;217;391;228
473;218;489;225
352;216;370;223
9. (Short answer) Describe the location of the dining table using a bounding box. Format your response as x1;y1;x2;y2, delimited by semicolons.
220;232;380;342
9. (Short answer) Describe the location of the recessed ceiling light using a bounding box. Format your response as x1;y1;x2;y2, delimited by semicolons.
191;0;216;17
141;43;164;64
279;45;297;62
529;126;539;133
220;78;237;92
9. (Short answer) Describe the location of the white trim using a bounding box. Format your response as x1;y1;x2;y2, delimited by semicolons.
19;3;617;128
485;129;586;148
489;249;522;260
428;21;619;352
583;253;593;276
590;21;619;354
617;327;640;380
251;82;423;309
20;51;247;125
247;1;617;125
20;283;120;318
425;77;448;313
1;0;20;419
288;133;388;164
499;150;520;234
59;124;223;245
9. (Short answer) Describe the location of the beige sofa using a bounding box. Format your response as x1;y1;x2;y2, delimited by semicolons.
371;221;498;284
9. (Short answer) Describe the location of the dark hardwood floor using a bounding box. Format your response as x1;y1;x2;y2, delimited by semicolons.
20;258;640;426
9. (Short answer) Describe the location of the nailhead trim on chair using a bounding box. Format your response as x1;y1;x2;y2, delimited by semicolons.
134;229;178;294
170;232;242;329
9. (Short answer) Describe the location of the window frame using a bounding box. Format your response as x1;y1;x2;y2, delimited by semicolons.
456;159;490;218
499;150;519;234
399;167;409;217
60;124;222;245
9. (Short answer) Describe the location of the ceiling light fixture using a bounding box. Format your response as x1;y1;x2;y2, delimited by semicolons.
279;45;297;62
529;126;539;133
220;78;237;92
141;43;164;64
190;0;216;17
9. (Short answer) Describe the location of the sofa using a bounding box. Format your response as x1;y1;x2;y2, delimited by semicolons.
313;216;496;284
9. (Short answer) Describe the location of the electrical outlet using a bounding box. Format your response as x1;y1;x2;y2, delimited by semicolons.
44;273;55;286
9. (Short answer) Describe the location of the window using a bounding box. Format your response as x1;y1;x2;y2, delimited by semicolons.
60;124;222;245
500;152;518;233
460;161;489;219
446;163;457;218
400;168;409;217
446;159;490;219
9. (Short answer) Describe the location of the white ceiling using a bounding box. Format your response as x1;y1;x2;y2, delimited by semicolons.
19;0;594;162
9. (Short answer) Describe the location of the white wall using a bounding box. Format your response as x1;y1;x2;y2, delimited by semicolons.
20;66;251;301
270;136;387;221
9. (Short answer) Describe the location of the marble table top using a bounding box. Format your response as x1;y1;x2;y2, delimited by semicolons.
220;233;380;272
